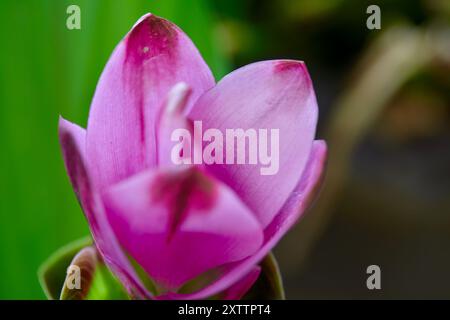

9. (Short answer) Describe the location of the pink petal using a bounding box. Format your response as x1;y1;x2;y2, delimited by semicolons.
188;60;318;228
156;82;195;168
86;13;215;191
220;267;261;300
170;140;327;299
59;117;150;298
160;266;261;300
102;166;264;291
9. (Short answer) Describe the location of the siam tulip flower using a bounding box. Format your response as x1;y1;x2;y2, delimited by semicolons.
52;13;327;300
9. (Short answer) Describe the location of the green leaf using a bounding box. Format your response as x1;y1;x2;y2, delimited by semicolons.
38;236;92;300
85;264;129;300
39;237;129;300
243;252;285;300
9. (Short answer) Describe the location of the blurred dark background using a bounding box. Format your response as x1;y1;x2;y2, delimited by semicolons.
0;0;449;299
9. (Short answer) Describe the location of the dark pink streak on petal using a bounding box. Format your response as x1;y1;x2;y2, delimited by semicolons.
151;167;217;240
86;13;215;191
168;140;327;299
103;166;263;290
124;15;178;144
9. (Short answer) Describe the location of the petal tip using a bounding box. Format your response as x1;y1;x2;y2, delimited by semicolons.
58;116;75;139
314;139;328;169
302;139;328;210
273;60;312;89
58;115;67;130
273;60;305;73
58;117;86;145
131;13;153;29
314;139;328;155
126;13;178;63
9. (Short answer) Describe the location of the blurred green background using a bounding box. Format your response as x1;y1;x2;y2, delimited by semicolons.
0;0;449;299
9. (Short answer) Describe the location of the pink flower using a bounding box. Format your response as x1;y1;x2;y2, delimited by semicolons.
59;13;327;299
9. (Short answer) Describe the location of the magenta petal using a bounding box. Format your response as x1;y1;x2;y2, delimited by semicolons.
86;13;215;191
58;117;150;298
220;267;261;300
170;140;327;299
189;60;318;227
103;166;264;291
161;266;261;300
157;82;194;167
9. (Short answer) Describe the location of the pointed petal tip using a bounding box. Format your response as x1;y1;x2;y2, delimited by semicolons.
58;116;85;135
189;59;318;228
303;139;328;208
86;12;214;190
311;140;328;176
57;115;65;135
273;59;305;72
58;115;69;132
58;117;86;159
314;140;328;159
131;13;153;29
125;13;179;64
273;60;313;90
131;13;172;30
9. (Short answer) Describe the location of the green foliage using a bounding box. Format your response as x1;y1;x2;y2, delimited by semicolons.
85;264;129;300
41;238;284;300
39;237;129;300
38;237;92;299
